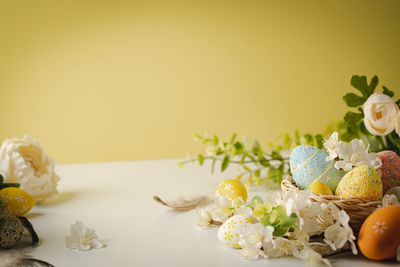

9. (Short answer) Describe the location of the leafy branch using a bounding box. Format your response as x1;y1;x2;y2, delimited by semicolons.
179;131;325;188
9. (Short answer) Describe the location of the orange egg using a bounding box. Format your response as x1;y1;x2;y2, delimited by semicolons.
358;205;400;260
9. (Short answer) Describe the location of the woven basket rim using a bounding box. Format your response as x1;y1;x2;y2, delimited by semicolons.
281;175;382;204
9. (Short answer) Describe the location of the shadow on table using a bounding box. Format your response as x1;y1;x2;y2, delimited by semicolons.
37;191;78;206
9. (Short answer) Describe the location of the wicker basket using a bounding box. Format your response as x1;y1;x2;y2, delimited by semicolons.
281;176;381;231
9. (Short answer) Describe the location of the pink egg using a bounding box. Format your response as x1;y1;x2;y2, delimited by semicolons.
377;151;400;193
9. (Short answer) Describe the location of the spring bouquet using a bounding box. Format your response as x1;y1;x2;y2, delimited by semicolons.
156;75;400;266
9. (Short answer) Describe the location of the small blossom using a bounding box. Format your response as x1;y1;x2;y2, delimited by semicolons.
324;132;339;161
264;237;299;258
65;221;104;251
239;223;273;251
206;146;218;156
196;210;213;229
298;248;332;267
334;139;382;171
324;210;357;255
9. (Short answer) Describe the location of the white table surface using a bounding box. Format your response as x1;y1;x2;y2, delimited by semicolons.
21;159;395;267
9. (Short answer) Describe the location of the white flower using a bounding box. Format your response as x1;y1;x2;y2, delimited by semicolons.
324;132;339;161
0;135;60;201
396;110;400;137
318;202;340;230
298;248;332;267
239;223;273;250
324;210;357;255
283;189;313;216
264;237;299;257
334;139;382;171
65;221;104;251
265;191;282;206
363;93;399;136
206;146;217;156
196;210;213;229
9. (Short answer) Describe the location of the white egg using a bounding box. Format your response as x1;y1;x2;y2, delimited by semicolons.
217;214;258;248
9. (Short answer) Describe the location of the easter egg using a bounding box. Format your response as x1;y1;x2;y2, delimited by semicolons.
290;145;342;192
0;187;35;216
335;165;382;201
0;216;23;249
216;179;247;203
217;214;258;248
385;186;400;201
308;181;333;195
377;151;400;193
358;205;400;260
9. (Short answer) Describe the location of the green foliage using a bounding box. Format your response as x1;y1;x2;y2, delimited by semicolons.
251;197;298;236
0;174;19;190
181;75;400;188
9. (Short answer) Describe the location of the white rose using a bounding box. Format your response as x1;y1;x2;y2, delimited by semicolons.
396;110;400;136
0;135;59;201
363;93;399;136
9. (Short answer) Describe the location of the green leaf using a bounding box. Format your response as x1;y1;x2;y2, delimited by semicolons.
243;136;248;150
260;214;271;226
252;140;261;154
351;75;369;97
344;111;363;125
221;155;230;172
243;165;250;172
198;154;204;165
213;135;219;146
0;174;3;184
343;93;364;107
0;183;20;189
233;141;243;150
368;75;379;95
273;226;289;237
396;99;400;106
295;130;300;145
230;133;237;144
239;154;247;164
254;169;261;178
280;213;298;228
314;134;324;149
251;196;264;206
303;134;313;145
382;86;395;97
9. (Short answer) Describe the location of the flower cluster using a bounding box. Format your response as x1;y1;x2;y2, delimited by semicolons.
196;189;357;266
324;132;381;171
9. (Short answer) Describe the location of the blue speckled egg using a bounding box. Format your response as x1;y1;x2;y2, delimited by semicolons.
290;145;342;191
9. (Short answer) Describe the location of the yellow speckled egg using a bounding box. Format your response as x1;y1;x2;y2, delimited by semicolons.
308;181;333;195
0;187;35;216
335;165;382;201
216;179;247;203
217;214;258;248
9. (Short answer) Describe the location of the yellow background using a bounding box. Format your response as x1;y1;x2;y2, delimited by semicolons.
1;0;399;163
